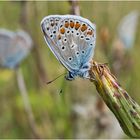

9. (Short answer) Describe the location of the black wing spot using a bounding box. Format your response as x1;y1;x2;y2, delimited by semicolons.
76;32;79;36
76;51;80;56
80;35;84;39
53;30;56;34
86;37;90;41
60;25;63;28
63;38;67;42
71;44;74;48
68;57;73;61
50;34;53;38
82;50;85;54
61;46;66;51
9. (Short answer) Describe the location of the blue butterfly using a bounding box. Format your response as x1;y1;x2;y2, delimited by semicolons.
0;29;33;69
41;15;96;80
117;11;139;49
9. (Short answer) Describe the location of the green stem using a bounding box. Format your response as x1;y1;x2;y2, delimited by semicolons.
89;61;140;138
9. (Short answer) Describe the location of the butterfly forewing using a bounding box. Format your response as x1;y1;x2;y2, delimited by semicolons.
41;15;96;73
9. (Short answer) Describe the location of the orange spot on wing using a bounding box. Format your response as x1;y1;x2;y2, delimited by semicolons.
60;28;65;34
75;22;81;30
65;21;69;28
81;24;87;32
70;21;75;28
87;30;93;35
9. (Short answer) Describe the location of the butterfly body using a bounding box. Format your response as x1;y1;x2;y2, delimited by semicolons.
41;15;96;80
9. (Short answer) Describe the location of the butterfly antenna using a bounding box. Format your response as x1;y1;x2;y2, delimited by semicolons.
46;73;66;85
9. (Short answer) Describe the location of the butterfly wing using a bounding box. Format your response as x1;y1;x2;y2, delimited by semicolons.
41;15;96;73
118;11;139;49
0;29;33;69
0;29;16;68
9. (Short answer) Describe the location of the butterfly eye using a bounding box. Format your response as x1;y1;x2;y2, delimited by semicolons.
68;57;73;61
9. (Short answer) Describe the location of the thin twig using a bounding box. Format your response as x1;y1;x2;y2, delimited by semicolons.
69;0;80;15
16;68;41;138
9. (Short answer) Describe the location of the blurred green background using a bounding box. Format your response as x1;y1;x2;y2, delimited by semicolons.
0;1;140;138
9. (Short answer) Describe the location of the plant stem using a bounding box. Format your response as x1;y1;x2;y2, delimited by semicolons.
16;68;41;138
89;61;140;138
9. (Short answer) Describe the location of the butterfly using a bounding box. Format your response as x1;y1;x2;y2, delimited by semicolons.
117;11;139;49
0;29;33;69
41;15;96;80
